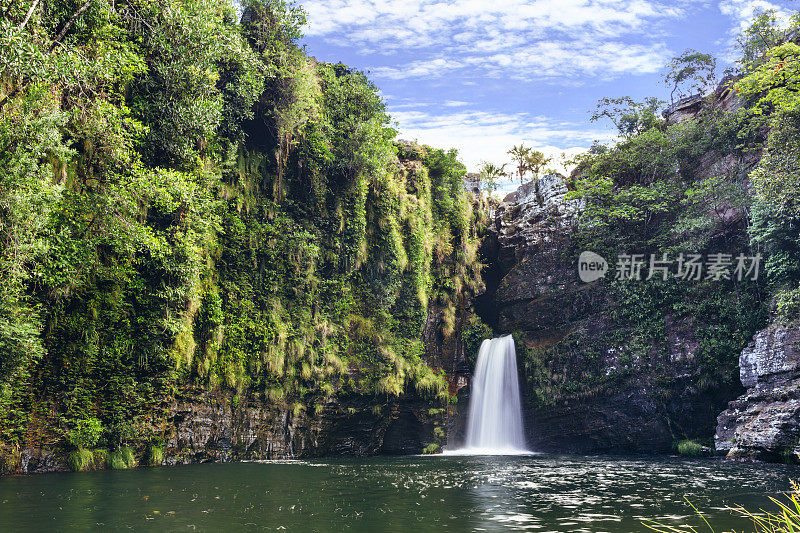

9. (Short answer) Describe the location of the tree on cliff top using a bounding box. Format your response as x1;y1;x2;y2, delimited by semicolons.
591;96;664;138
736;9;796;73
524;150;552;182
664;49;717;104
478;162;507;195
507;144;531;183
507;144;550;184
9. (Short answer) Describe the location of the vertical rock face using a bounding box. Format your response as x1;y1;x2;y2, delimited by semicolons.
482;173;590;338
163;392;439;464
739;326;800;387
662;74;743;125
474;172;745;454
715;324;800;461
4;386;445;474
3;392;442;474
158;291;472;464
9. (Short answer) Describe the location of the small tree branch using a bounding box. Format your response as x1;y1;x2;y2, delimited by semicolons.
18;0;41;31
48;0;93;53
0;0;93;111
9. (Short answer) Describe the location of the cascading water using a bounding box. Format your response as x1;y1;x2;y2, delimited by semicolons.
464;335;527;452
447;335;528;455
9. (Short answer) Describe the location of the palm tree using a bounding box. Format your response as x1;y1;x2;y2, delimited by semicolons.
479;162;507;195
524;150;552;182
507;144;532;183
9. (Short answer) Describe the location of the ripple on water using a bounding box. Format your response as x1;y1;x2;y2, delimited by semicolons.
0;454;796;532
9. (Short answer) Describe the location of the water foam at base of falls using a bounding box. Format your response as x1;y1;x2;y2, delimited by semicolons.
444;335;530;456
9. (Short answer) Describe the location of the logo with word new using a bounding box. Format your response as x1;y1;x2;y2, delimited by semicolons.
577;251;762;283
578;251;609;282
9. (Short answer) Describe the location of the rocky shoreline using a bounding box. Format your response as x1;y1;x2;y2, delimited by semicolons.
716;324;800;462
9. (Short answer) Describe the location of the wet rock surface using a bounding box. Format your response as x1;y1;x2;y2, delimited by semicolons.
162;391;441;464
3;391;441;474
473;172;744;454
715;324;800;461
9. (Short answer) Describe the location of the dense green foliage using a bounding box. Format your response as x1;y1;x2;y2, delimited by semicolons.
0;0;481;462
522;99;767;405
738;37;800;318
519;15;800;413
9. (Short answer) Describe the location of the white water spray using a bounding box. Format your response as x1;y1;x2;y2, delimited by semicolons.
447;335;528;455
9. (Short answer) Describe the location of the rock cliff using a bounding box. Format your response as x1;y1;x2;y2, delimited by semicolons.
4;389;443;474
164;390;442;464
715;323;800;461
471;170;748;454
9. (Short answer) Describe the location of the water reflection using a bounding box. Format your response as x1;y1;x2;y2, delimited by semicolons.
0;455;796;531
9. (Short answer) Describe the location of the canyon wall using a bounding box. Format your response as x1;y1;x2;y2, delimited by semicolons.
472;172;746;453
716;324;800;461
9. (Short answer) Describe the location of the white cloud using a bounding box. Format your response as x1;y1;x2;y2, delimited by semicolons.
716;0;796;62
301;0;684;79
390;108;615;178
719;0;793;33
371;57;466;79
303;0;681;43
368;38;671;81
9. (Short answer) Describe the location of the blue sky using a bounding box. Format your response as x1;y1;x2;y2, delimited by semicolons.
295;0;796;192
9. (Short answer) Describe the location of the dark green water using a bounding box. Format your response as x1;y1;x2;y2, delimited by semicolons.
0;454;797;532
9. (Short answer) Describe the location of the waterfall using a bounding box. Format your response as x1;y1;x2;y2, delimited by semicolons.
447;335;527;454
